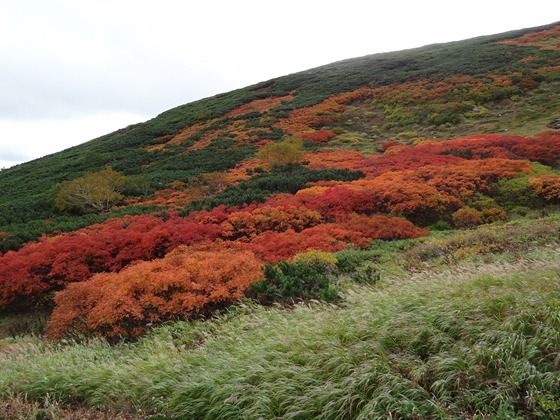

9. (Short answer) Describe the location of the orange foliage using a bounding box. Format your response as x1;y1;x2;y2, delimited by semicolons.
496;25;560;50
224;158;266;184
482;208;507;223
46;244;263;340
146;122;207;151
273;88;379;136
245;214;428;264
303;150;369;171
528;174;560;201
452;208;483;229
221;206;323;240
225;95;293;117
0;214;224;309
352;132;560;177
370;76;483;106
418;159;533;197
383;145;407;156
381;141;401;151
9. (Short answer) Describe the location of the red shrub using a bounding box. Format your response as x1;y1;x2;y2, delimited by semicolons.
0;214;224;309
301;130;337;143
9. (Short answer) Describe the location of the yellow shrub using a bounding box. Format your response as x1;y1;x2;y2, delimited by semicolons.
293;250;338;270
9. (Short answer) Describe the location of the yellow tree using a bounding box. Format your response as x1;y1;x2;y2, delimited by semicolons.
55;167;127;214
256;137;305;168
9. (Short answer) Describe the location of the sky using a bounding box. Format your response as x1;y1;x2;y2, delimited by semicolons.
0;1;556;169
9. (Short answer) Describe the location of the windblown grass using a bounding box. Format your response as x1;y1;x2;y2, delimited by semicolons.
1;241;560;419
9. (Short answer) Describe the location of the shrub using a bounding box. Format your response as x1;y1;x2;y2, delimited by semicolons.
46;245;263;341
248;261;339;305
300;130;337;143
481;207;507;223
0;214;224;310
529;174;560;202
292;249;337;270
256;137;305;168
331;127;346;135
452;208;483;229
53;167;127;214
351;266;380;285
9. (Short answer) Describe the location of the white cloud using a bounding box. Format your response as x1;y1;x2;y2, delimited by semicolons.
0;113;145;169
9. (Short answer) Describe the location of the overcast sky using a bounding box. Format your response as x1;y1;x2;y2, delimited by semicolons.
0;1;556;169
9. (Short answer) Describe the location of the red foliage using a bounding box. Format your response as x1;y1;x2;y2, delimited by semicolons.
245;214;428;264
331;132;560;178
299;186;379;220
300;130;337;143
0;213;223;309
5;128;558;338
46;244;263;340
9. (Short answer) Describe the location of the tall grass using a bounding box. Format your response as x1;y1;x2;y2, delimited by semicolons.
1;245;560;419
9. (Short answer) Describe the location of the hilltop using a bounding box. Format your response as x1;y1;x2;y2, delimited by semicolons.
1;22;560;419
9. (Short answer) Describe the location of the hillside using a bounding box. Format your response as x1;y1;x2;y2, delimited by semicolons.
1;21;560;419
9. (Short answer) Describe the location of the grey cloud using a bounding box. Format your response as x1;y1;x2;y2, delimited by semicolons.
0;51;236;121
0;149;34;163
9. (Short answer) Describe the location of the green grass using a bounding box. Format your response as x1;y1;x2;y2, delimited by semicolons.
1;218;560;419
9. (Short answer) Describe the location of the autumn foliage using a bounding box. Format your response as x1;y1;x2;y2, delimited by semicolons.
0;213;223;309
452;208;483;229
300;130;337;143
3;126;560;340
528;174;560;201
46;244;263;340
245;214;429;264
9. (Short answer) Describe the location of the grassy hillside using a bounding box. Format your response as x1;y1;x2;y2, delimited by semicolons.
2;215;560;419
1;21;560;419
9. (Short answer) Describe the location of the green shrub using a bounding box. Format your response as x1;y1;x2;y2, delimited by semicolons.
429;220;453;231
351;266;380;285
248;261;339;304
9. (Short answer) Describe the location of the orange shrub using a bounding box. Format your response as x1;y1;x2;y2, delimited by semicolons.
221;206;323;241
46;245;263;340
452;208;483;229
528;174;560;201
481;207;507;223
245;214;429;264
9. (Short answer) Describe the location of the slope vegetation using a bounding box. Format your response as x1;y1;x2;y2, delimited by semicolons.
1;21;560;419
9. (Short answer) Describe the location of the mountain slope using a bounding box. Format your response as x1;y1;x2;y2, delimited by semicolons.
1;21;559;247
2;21;560;419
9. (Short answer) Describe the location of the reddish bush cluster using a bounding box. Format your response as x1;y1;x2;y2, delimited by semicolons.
0;213;223;309
300;130;337;143
245;214;428;264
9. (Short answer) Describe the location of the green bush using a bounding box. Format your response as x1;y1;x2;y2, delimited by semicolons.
248;261;339;304
351;266;380;285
